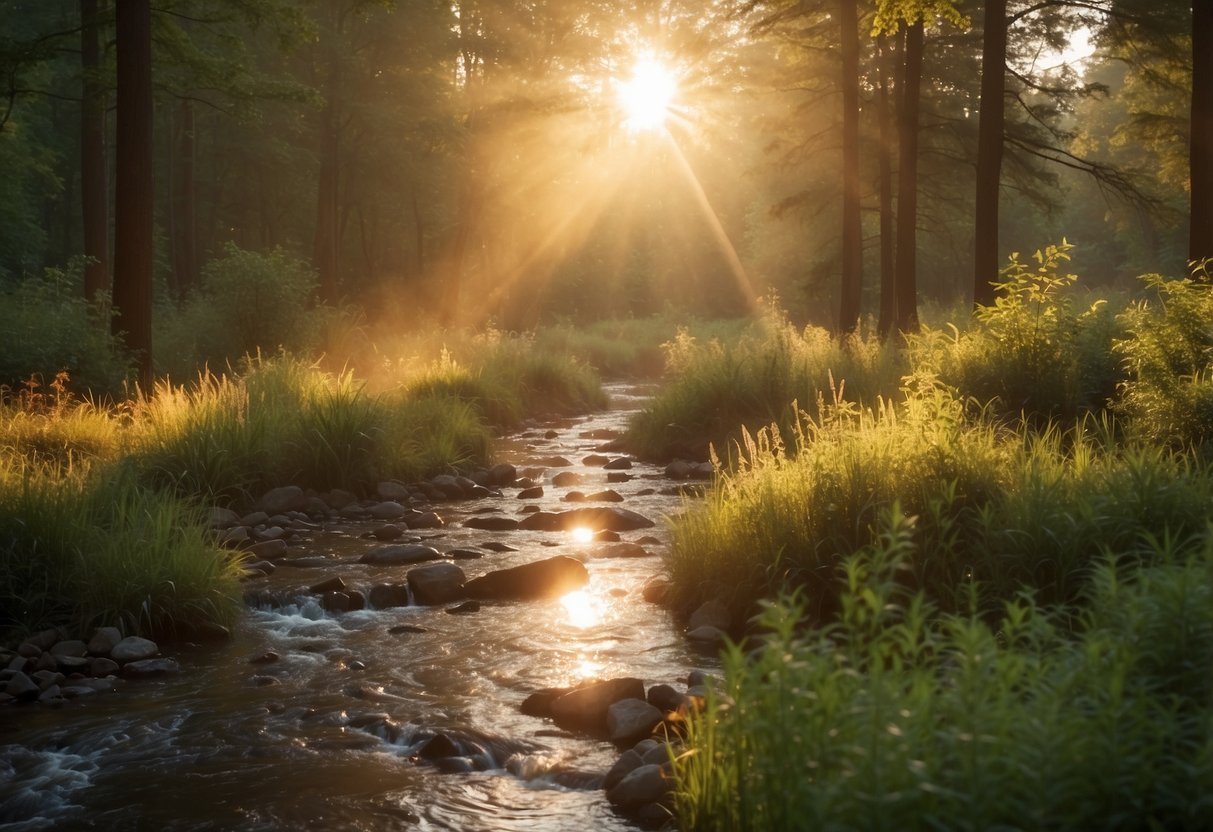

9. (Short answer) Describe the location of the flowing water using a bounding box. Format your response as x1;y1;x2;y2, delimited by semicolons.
0;384;713;832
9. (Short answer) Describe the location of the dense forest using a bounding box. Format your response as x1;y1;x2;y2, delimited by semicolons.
1;0;1208;391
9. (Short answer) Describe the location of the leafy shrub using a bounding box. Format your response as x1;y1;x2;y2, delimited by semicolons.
1115;271;1213;450
0;261;131;398
674;515;1213;831
910;241;1122;423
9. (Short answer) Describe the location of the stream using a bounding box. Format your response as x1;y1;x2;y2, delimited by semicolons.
0;383;714;831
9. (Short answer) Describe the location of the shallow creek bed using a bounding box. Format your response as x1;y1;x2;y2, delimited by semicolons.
0;383;720;831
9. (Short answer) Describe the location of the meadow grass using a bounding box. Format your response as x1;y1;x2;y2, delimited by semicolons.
674;514;1213;831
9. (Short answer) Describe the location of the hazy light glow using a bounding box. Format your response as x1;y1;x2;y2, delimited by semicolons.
570;526;595;543
618;55;677;132
560;589;601;629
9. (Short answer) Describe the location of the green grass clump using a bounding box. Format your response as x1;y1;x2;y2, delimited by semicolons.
628;306;906;460
0;462;243;639
674;513;1213;831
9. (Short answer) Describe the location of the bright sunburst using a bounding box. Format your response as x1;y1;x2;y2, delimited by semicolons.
618;54;677;132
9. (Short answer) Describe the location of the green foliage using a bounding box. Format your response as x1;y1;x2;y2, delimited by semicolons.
0;261;132;398
628;305;907;460
674;515;1213;831
0;462;243;639
155;243;338;376
1115;271;1213;450
910;241;1123;423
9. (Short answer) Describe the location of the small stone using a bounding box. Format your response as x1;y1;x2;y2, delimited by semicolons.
249;651;280;665
38;684;63;704
241;510;270;527
377;481;412;500
251;675;281;687
480;542;518;553
221;526;250;547
27;629;60;651
463;516;520;531
309;576;347;594
646;684;687;713
17;643;41;659
602;457;633;470
367;501;408;520
446;601;480;615
446;548;484;560
596;543;651;559
640;577;671;605
368;583;410;609
584;490;625;503
594;530;621;543
372;524;405;541
111;637;159;663
551;471;582;487
246;539;288;560
123;658;180;678
686;626;727;645
405;511;444;530
582;454;611;466
89;657;119;677
550;677;645;733
360;543;442;566
260;485;305;514
606;472;632;483
419;733;460;759
5;671;40;702
61;685;97;698
562;491;586;503
208;506;240;528
31;670;64;689
55;656;91;673
50;640;88;658
489;463;517;486
516;486;545;500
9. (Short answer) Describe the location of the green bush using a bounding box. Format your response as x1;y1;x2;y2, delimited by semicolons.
674;514;1213;831
1115;271;1213;450
910;241;1123;423
0;261;131;398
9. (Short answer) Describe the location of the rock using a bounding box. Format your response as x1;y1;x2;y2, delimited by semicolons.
516;486;545;500
446;601;480;615
27;629;61;651
646;684;687;713
465;556;589;601
407;563;467;606
641;743;677;766
241;511;270;527
38;684;63;705
688;599;732;632
376;481;413;500
111;637;158;663
534;456;572;467
388;624;427;635
559;507;655;532
372;524;405;541
606;472;632;483
55;656;91;673
87;627;123;657
5;671;40;702
584;490;625;503
248;651;280;665
604;750;645;791
404;511;444;530
208;506;240;528
608;698;664;744
468;485;494;499
220;526;250;548
123;658;180;678
367;501;408;520
309;576;347;594
480;542;517;553
61;685;97;698
463;516;520;531
551;472;583;487
489;463;517;486
520;686;572;718
279;556;332;569
50;640;87;658
89;657;119;677
17;642;41;658
430;475;466;500
261;485;305;514
596;543;651;559
640;577;672;605
602;457;633;470
446;548;484;560
550;677;645;733
418;733;460;759
594;530;621;543
246;539;288;560
686;626;727;645
687;670;719;689
323;488;358;509
34;653;57;672
360;543;443;566
368;583;410;609
562;491;586;503
251;675;281;687
582;454;611;466
664;460;694;480
543;430;560;439
322;591;357;613
606;764;671;810
635;801;674;828
517;511;563;531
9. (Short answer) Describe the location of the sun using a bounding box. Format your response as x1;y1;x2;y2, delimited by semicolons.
617;53;677;132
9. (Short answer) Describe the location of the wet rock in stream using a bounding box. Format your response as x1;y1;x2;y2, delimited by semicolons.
464;555;588;601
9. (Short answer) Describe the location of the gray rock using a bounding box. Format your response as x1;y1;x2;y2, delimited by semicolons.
688;599;732;632
360;543;443;566
55;656;91;673
122;658;180;677
324;488;358;509
582;454;611;466
404;511;444;529
254;525;286;542
261;485;305;514
604;750;644;791
5;671;40;702
220;526;250;547
407;563;466;606
17;642;41;658
372;524;405;541
646;684;688;713
246;539;287;560
607;698;664;744
489;463;517;486
377;481;413;500
32;670;63;689
602;457;634;470
368;583;410;609
309;576;347;594
640;577;671;605
446;548;484;560
446;600;480;615
208;506;240;528
465;556;588;601
61;685;98;698
110;636;159;663
606;472;632;483
388;624;428;634
50;640;88;658
430;475;466;500
687;670;718;689
241;510;270;527
551;471;582;487
606;764;671;810
686;625;727;645
89;657;120;677
38;684;63;704
516;486;545;500
368;501;408;520
664;460;694;480
27;629;61;651
595;543;651;559
584;490;625;503
641;743;678;767
87;627;123;657
534;456;572;467
550;677;645;733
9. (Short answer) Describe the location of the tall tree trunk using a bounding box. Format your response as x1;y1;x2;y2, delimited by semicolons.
876;31;897;338
80;0;109;306
112;0;154;390
974;0;1007;306
1190;1;1213;267
170;99;198;300
838;0;863;333
895;19;923;334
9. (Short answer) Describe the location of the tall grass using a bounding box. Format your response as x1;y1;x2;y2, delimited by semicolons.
0;461;244;638
674;514;1213;831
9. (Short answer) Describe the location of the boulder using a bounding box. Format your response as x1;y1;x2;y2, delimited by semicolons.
372;524;406;541
123;658;180;677
516;486;545;500
550;677;645;733
309;576;347;594
110;636;158;663
584;490;625;503
446;601;480;615
220;526;250;548
260;485;305;514
376;481;412;500
89;657;119;677
686;626;727;646
465;556;588;601
489;463;517;486
606;764;671;810
368;583;410;609
640;577;671;605
607;698;664;744
360;543;443;566
246;539;287;560
5;671;40;702
367;501;408;520
208;506;240;528
407;563;467;606
404;511;444;530
430;475;466;500
602;457;634;470
50;640;87;658
647;684;688;713
558;507;655;532
604;749;644;791
551;471;582;487
595;543;651;559
581;454;611;466
463;516;520;532
688;599;732;632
